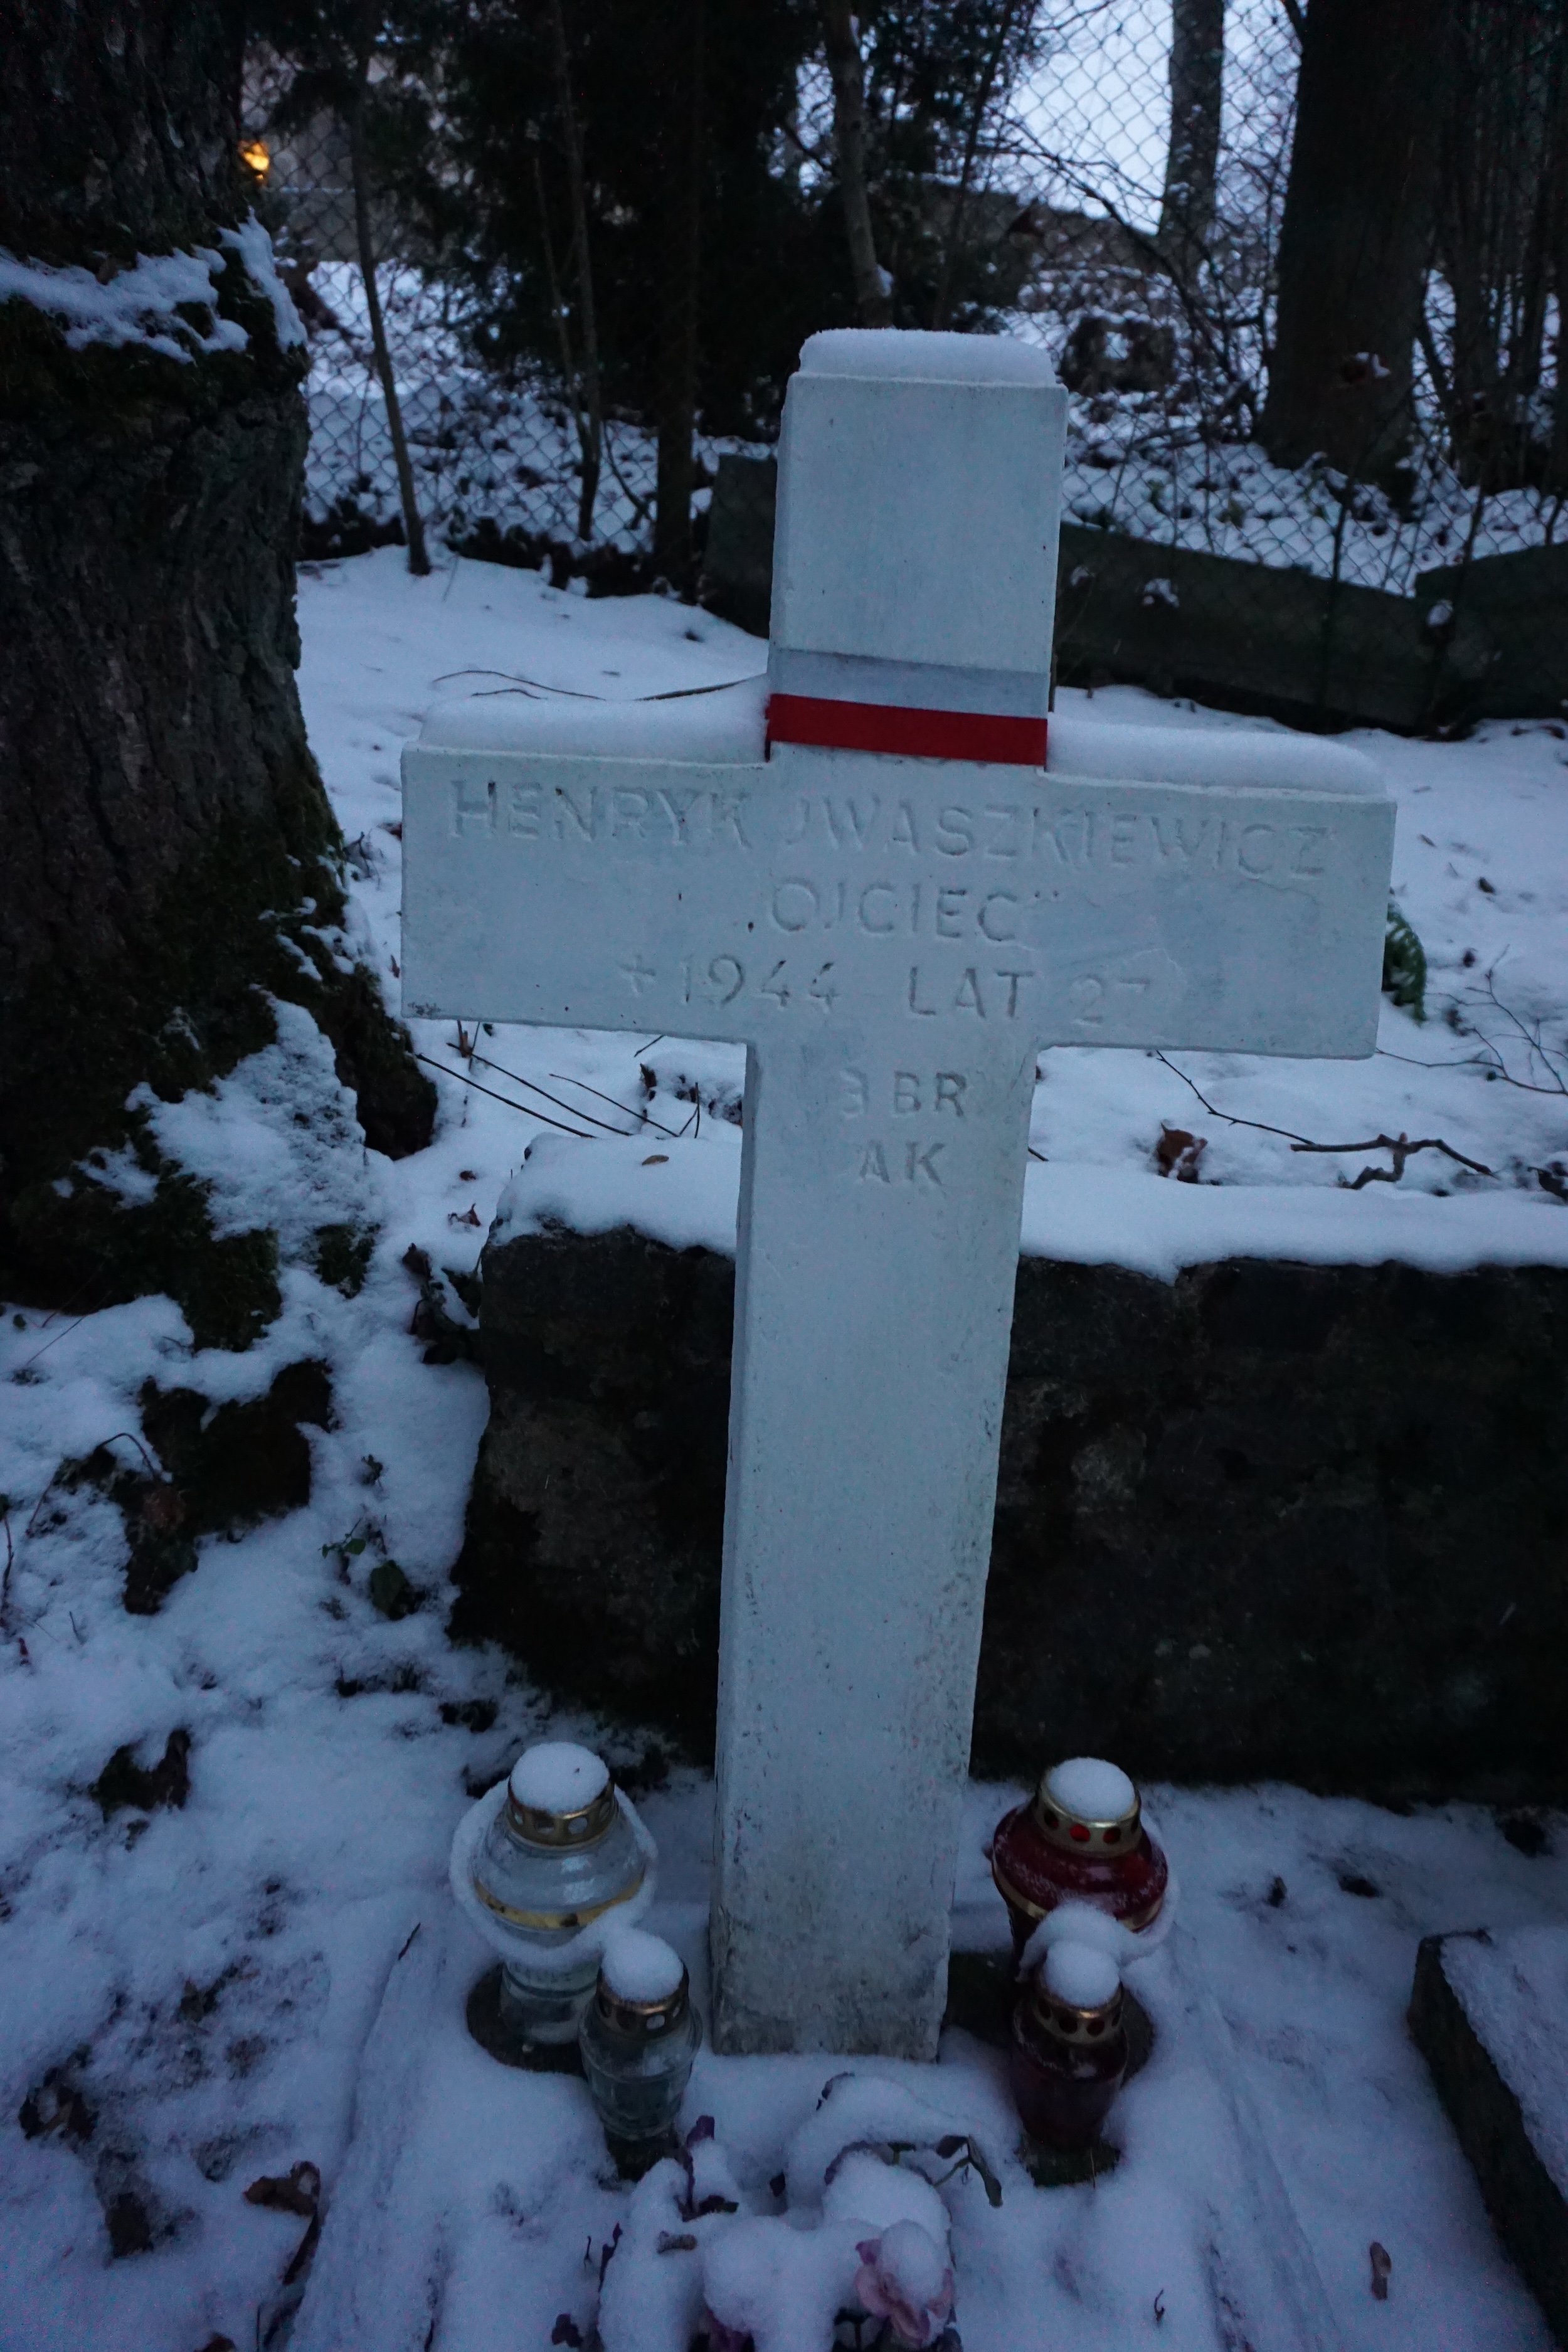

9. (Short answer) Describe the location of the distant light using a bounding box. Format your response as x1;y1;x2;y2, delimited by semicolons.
240;139;271;180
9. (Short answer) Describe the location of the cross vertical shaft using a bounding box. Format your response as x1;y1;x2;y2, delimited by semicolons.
710;1017;1038;2054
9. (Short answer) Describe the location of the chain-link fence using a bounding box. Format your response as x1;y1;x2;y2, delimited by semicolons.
243;0;1568;726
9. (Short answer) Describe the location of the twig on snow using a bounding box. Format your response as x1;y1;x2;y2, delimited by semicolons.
1155;1054;1493;1185
413;1052;594;1139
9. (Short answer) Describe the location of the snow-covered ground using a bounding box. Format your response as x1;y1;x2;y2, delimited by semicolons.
2;547;1567;2348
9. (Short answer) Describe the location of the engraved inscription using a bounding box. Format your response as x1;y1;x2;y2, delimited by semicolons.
770;878;1031;941
480;777;1339;883
767;793;1341;880
618;953;840;1010
1067;973;1154;1026
854;1140;946;1185
452;777;497;834
840;1071;969;1117
500;779;752;848
908;965;1036;1019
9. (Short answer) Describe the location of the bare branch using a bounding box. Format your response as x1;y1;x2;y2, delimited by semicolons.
1155;1057;1493;1185
1289;1133;1494;1183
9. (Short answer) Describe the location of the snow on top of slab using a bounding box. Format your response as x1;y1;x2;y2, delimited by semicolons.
509;1740;607;1813
489;1124;1568;1283
1440;1926;1568;2196
601;1926;685;2002
1020;1162;1568;1281
1049;711;1385;798
493;1127;744;1257
1044;1939;1122;2008
799;328;1058;386
414;672;767;763
0;215;299;363
1046;1756;1137;1820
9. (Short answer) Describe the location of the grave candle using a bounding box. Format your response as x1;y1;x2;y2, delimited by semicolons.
990;1756;1168;1962
578;1929;701;2163
464;1742;646;2044
1009;1939;1128;2151
404;327;1396;2059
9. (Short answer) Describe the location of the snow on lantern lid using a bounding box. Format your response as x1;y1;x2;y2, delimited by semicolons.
1044;1941;1121;2012
506;1740;614;1845
1026;1936;1125;2050
1039;1758;1138;1847
990;1754;1168;1955
601;1927;686;2008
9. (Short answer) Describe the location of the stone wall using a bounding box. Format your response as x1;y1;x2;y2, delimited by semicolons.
453;1224;1568;1801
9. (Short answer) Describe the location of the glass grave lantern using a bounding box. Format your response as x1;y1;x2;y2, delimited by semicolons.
990;1756;1167;1962
578;1928;702;2166
1008;1939;1128;2151
464;1741;647;2045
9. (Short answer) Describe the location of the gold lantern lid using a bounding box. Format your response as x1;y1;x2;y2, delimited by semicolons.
506;1742;617;1846
1030;1756;1141;1857
1026;1939;1123;2045
595;1928;690;2035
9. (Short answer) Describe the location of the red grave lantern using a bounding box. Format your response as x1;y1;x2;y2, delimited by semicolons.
1009;1939;1128;2151
990;1756;1168;1963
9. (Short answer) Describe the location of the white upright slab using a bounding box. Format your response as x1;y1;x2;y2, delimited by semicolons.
403;331;1396;2057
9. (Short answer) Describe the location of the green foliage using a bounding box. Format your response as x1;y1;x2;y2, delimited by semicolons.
1383;900;1428;1021
369;1558;420;1619
312;1223;377;1296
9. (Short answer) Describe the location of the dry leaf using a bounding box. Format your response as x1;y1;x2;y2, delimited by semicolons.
245;2159;320;2219
1155;1124;1207;1182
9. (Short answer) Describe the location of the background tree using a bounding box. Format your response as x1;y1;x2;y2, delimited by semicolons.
0;0;431;1342
856;0;1044;331
362;0;1044;536
1259;0;1452;482
1431;0;1567;491
1157;0;1225;273
820;0;894;327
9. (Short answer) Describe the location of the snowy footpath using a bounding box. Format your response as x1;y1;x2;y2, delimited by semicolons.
2;549;1567;2348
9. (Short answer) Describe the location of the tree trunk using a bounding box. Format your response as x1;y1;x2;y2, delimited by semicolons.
654;0;705;583
1157;0;1225;273
820;0;894;329
1436;0;1565;490
350;12;431;575
1259;0;1451;480
0;0;432;1332
548;0;604;544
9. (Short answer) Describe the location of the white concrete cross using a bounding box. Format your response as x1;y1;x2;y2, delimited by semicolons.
403;329;1396;2059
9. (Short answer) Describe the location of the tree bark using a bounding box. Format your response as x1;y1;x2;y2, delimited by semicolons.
0;0;432;1327
820;0;894;329
1259;0;1451;480
1157;0;1225;272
